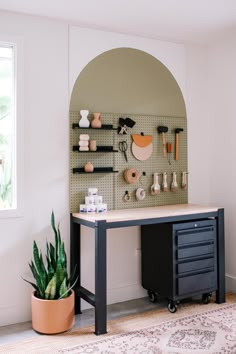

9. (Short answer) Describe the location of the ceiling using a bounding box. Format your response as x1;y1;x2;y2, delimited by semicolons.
0;0;236;44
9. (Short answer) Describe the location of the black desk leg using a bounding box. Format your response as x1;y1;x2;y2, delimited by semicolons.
94;220;107;335
70;215;81;314
216;208;225;303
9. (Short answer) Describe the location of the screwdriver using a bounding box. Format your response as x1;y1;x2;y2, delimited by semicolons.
167;143;172;165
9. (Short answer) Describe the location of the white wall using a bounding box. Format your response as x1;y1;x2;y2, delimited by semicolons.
186;45;210;205
0;11;216;327
0;11;69;326
207;33;236;291
69;27;187;101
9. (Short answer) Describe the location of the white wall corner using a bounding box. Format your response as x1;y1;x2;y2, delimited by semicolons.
226;273;236;293
185;44;210;205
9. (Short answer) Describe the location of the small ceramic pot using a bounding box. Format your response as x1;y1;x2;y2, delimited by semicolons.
84;162;94;173
91;112;102;128
89;140;97;151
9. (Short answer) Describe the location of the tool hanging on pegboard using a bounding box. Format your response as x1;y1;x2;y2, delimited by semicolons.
181;171;188;190
150;173;161;195
162;172;168;192
175;128;184;161
171;172;178;192
131;133;153;161
118;117;136;134
167;143;172;165
157;126;168;158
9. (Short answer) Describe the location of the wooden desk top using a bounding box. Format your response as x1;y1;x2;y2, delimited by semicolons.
72;204;220;224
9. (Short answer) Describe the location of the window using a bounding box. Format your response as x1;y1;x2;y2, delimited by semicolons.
0;38;23;217
0;45;15;210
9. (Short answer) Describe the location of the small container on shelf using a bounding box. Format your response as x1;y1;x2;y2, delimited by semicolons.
79;134;89;151
79;110;90;128
91;112;102;128
89;140;97;151
84;162;94;173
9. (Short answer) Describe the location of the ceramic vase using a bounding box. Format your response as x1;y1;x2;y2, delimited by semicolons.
84;162;94;172
79;110;90;128
89;140;97;151
91;112;102;128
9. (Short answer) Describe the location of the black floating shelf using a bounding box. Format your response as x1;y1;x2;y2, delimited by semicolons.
73;145;118;152
73;167;118;174
72;123;115;130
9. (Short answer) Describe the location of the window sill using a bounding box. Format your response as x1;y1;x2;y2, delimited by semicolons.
0;208;23;219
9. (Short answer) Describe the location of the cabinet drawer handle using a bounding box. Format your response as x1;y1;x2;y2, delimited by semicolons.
177;227;214;236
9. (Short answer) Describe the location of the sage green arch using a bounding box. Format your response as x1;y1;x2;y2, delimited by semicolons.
69;47;186;117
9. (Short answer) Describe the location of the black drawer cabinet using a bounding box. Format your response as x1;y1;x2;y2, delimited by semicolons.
141;219;217;312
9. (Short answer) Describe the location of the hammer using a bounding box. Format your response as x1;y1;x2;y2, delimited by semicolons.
157;126;168;157
175;128;184;161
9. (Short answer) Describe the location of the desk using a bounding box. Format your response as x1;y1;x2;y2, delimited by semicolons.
70;204;225;335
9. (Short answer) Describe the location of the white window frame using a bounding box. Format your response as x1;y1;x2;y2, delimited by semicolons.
0;35;23;218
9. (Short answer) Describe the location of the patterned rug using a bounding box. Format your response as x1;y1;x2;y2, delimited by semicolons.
59;304;236;354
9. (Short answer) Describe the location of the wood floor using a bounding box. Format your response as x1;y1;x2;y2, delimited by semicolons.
0;297;159;345
1;293;235;346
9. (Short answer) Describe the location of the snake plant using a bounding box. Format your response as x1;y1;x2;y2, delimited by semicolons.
23;211;77;300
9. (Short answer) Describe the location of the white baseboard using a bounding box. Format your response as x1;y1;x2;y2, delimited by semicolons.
107;284;147;304
226;273;236;292
81;284;146;310
81;275;236;311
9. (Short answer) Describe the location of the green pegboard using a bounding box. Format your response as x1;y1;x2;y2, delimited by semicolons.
70;112;187;212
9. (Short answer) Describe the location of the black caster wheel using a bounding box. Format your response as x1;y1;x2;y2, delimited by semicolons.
147;290;158;303
202;293;212;304
168;301;177;313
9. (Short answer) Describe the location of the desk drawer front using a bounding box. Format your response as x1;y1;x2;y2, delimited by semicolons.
177;242;215;259
177;258;215;274
177;271;216;296
176;226;215;245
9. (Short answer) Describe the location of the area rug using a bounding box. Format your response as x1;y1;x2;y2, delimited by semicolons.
1;300;236;353
60;304;236;354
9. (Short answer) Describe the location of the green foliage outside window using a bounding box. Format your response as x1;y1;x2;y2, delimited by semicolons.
0;46;13;209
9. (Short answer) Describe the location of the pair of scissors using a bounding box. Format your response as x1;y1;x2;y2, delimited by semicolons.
119;141;128;162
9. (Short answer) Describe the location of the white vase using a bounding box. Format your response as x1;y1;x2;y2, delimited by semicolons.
79;110;90;128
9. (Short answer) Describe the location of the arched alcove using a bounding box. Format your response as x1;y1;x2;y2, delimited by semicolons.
70;48;187;212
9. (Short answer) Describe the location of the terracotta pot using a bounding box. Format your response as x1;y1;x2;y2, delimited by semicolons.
89;140;97;151
84;162;94;172
31;290;75;334
91;112;102;128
